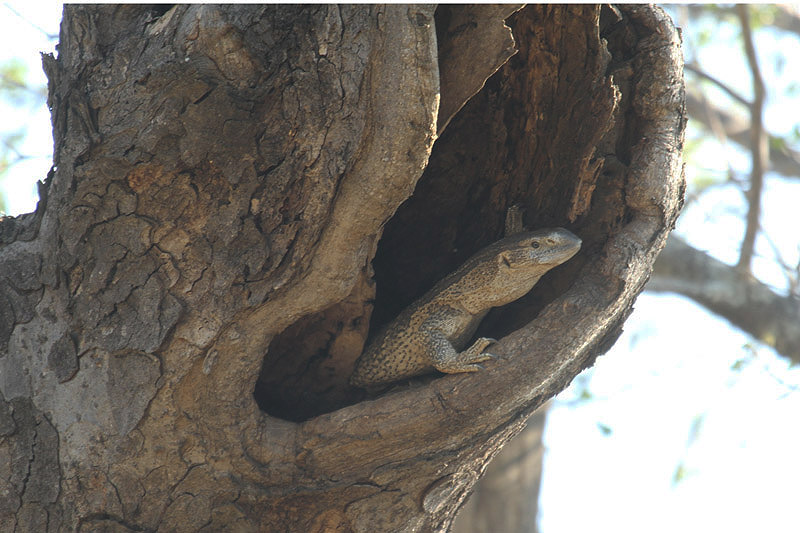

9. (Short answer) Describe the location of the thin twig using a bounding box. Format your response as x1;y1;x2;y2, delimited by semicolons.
735;5;769;273
677;10;746;192
1;3;59;40
2;137;28;159
685;64;750;107
774;4;800;37
686;5;800;40
761;230;800;296
685;91;800;179
677;7;740;200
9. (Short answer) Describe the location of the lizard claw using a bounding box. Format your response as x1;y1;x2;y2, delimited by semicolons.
433;338;497;374
471;337;496;353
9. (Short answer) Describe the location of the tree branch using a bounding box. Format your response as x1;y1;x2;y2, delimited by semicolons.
649;236;800;365
774;4;800;36
685;63;749;107
735;5;768;272
2;5;686;529
1;3;59;40
685;91;800;178
685;5;800;40
680;5;800;181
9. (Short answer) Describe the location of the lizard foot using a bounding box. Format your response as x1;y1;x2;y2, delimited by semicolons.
434;337;497;374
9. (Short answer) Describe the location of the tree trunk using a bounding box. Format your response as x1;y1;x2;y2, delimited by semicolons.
0;5;684;531
452;404;548;533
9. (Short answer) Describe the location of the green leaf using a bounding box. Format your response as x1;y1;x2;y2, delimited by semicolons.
672;464;688;484
768;136;787;151
730;358;748;371
749;4;781;30
0;58;45;108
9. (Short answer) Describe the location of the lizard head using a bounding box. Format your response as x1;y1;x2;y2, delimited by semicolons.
497;228;582;273
431;227;582;312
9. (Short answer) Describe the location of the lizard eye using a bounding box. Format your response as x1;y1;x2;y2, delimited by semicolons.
530;241;540;249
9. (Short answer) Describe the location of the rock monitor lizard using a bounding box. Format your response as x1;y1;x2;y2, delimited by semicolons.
351;227;581;387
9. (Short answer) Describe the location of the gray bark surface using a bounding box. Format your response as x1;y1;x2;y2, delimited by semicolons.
453;404;548;533
650;236;800;364
0;5;684;531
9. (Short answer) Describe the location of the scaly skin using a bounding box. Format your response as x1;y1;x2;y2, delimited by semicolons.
350;228;582;387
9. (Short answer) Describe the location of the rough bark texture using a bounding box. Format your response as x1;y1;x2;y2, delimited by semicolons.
452;404;548;533
435;4;524;134
0;5;684;531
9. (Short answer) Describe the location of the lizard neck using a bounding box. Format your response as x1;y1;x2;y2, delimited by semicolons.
477;270;543;309
437;268;544;315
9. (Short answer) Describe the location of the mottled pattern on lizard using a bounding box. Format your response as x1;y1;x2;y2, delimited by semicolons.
350;228;582;387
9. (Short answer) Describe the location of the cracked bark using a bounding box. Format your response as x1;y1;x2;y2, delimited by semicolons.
0;5;684;531
453;403;548;533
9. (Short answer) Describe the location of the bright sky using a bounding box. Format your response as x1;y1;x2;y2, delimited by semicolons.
2;4;799;532
0;1;61;214
543;8;800;533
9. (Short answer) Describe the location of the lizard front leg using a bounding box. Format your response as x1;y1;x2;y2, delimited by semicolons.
425;329;496;374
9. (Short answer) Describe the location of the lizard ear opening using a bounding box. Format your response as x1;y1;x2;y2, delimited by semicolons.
500;252;512;268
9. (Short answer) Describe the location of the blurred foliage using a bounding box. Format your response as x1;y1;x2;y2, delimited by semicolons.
0;58;45;107
0;130;26;213
730;357;749;372
671;463;689;484
686;414;705;446
744;4;781;30
683;135;728;195
688;4;782;29
596;423;613;437
0;56;48;215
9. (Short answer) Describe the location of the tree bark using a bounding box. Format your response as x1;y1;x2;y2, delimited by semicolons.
452;404;548;533
0;5;684;531
650;236;800;364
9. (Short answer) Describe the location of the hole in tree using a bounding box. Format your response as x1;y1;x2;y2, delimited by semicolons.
253;269;374;422
254;6;599;421
149;5;174;18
